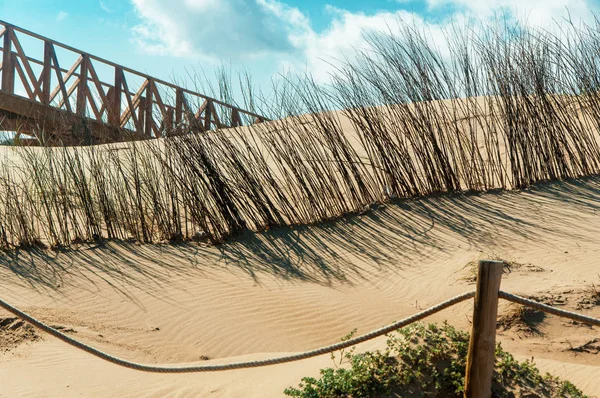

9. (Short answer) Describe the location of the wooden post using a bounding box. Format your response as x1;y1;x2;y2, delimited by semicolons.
76;54;89;116
464;260;504;398
76;55;91;144
144;79;154;136
164;107;174;136
231;108;241;127
137;96;145;134
41;40;52;104
175;88;183;126
1;25;15;94
108;66;123;126
204;99;212;131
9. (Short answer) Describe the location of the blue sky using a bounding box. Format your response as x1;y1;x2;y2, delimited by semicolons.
1;0;598;97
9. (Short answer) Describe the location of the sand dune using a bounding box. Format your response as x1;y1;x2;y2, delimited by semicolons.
4;18;600;397
1;175;600;396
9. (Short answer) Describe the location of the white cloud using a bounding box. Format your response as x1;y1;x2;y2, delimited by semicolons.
56;11;68;22
426;0;593;26
294;9;410;81
129;0;597;83
290;7;461;82
131;0;310;61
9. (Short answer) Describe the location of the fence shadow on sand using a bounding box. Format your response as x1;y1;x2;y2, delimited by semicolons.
2;175;600;301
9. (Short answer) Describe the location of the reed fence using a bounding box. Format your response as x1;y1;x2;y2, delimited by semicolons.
4;17;600;248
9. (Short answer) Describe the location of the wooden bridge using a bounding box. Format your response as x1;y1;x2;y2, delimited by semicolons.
0;20;268;146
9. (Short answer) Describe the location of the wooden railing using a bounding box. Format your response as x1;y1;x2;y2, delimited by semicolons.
0;20;268;145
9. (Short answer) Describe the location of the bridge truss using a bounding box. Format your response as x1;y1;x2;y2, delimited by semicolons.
0;20;268;146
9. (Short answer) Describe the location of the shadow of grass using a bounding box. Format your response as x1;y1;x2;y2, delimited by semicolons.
2;175;600;301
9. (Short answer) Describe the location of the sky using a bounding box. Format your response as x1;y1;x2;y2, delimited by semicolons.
1;0;599;100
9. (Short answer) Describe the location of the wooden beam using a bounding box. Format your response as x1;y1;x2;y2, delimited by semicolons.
86;59;108;114
0;115;45;134
86;89;102;121
99;87;110;116
231;108;242;127
151;83;170;137
51;57;82;98
175;88;183;126
119;76;147;130
49;54;82;109
109;66;123;126
41;40;52;104
203;99;212;131
12;50;115;92
179;92;203;131
144;78;154;136
76;54;89;116
212;104;223;129
0;92;65;133
14;58;35;99
464;260;504;398
163;107;174;137
1;25;14;93
137;96;146;134
10;30;42;99
151;82;168;116
57;77;80;109
195;99;209;120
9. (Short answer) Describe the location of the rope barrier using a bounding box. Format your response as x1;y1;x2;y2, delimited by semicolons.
0;291;475;373
3;289;597;373
499;291;600;327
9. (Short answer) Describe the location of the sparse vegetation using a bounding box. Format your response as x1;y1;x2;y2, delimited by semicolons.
497;304;546;336
4;17;600;248
0;317;41;353
578;282;600;309
284;323;587;398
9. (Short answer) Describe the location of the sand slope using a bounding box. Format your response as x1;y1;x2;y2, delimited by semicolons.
1;176;600;397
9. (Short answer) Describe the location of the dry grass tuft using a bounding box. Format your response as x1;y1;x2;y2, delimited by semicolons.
0;317;41;353
498;304;546;336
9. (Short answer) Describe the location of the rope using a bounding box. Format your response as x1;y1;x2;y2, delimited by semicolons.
499;291;600;327
0;291;474;373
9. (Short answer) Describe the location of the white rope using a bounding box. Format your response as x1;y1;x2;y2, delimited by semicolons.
0;291;475;373
499;291;600;327
4;289;599;373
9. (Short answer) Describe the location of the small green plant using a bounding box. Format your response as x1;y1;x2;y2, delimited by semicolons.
285;323;587;398
331;328;357;368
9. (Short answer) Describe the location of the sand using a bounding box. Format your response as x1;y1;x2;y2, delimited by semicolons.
1;175;600;397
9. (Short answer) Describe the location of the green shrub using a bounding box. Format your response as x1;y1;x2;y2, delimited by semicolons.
285;323;587;398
